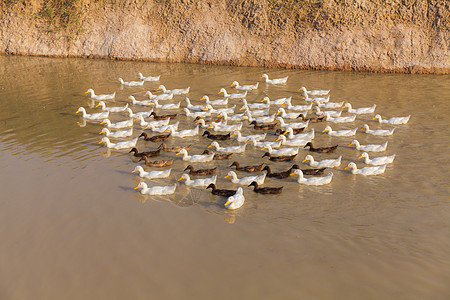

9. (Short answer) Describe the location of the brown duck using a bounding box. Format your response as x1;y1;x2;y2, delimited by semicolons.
202;149;232;160
275;127;305;135
248;181;283;194
138;156;173;167
202;131;231;141
229;161;265;172
129;147;161;157
250;121;278;130
139;132;171;142
184;165;216;175
158;142;191;153
304;142;338;153
149;111;177;120
297;114;325;123
262;165;298;178
194;116;224;124
262;152;297;162
206;183;237;197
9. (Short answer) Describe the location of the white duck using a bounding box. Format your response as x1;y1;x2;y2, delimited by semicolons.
152;100;181;110
76;107;109;120
100;127;133;138
231;81;259;90
157;85;190;95
184;97;211;111
101;118;134;129
118;78;144;86
208;141;247;153
315;100;345;109
373;114;411;125
243;107;270;117
360;124;395;136
146;121;179;133
132;166;171;179
285;102;313;111
218;88;247;99
359;152;396;166
344;162;387;175
305;95;330;104
263;96;291;106
201;95;229;106
137;73;160;81
208;122;243;132
283;128;315;140
302;155;342;168
224;187;245;210
219;112;248;122
96;101;129;113
183;108;211;118
85;89;115;100
225;171;266;185
210;105;236;115
276;135;311;147
344;103;376;114
127;95;154;106
232;131;266;142
262;145;299;156
196;118;226;129
178;174;217;187
99;137;138;150
313;106;342;117
322;126;358;137
291;169;333;186
145;91;174;101
249;138;282;149
176;148;215;162
322;112;357;123
276;108;305;119
134;182;177;195
245;112;277;124
276;117;309;129
240;98;270;109
164;125;199;137
349;140;388;152
135;115;170;128
124;107;153;118
298;86;330;96
260;74;288;84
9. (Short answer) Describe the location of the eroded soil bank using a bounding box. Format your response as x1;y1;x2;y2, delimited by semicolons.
0;0;448;74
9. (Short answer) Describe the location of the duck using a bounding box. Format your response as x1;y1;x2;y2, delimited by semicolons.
158;142;191;153
348;140;388;152
129;147;161;158
176;148;215;162
183;108;211;118
373;114;411;125
151;100;181;110
229;161;265;172
262;152;297;161
157;85;190;95
240;98;270;110
225;171;266;185
245;112;277;124
100;127;133;138
250;121;277;130
96;101;129;113
248;181;283;194
139;156;173;167
360;124;395;136
85;89;116;100
137;73;160;81
297;114;325;123
344;162;387;175
249;138;282;149
208;141;247;153
178;174;217;187
298;86;330;96
206;183;237;197
276;117;309;129
210;106;236;116
285;102;313;111
184;97;211;111
302;155;342;168
262;96;291;106
138;132;170;142
322;126;358;137
313;107;342;117
218;112;247;122
135;115;170;128
231;131;266;142
315;100;345;109
242;107;270;117
132;166;171;179
218;88;247;99
194;116;224;124
101;118;134;129
127;95;154;106
275;127;304;135
134;182;177;195
184;165;216;175
76;107;109;120
202;130;231;140
145;121;179;133
208;122;243;132
290;169;333;186
304;141;338;153
359;152;396;165
224;187;245;210
262;145;299;156
144;91;174;101
283;128;315;140
201;95;229;106
261;165;299;179
99;137;138;150
322;112;357;123
149;111;177;120
164;125;199;137
118;77;144;86
124;107;153;119
202;149;233;160
304;95;330;104
260;74;288;84
231;81;259;90
276;108;305;119
275;134;311;147
344;103;376;114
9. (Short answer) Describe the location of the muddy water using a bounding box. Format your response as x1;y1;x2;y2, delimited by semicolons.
0;55;449;300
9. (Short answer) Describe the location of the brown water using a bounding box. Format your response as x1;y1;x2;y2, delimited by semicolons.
0;55;449;300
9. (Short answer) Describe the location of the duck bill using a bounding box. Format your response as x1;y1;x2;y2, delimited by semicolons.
100;121;105;124
344;166;349;170
133;185;139;190
358;155;363;159
177;177;183;181
76;110;80;114
276;112;280;116
99;131;103;134
372;117;376;120
84;91;89;94
224;175;229;178
260;99;265;102
359;127;364;131
125;97;129;100
95;104;100;108
301;159;306;163
200;97;204;100
230;134;235;137
224;200;232;208
348;143;353;146
176;152;181;155
218;91;222;94
282;131;288;135
99;140;103;144
133;118;138;121
207;145;212;148
275;138;280;141
131;170;136;173
321;129;326;133
289;172;295;176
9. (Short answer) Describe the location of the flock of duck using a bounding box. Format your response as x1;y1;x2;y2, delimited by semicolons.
76;72;410;210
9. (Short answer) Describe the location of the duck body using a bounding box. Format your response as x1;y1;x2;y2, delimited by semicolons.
304;142;338;153
201;95;229;106
139;132;170;142
262;145;299;156
302;155;342;168
149;111;177;120
202;131;231;140
219;112;247;122
100;127;133;138
208;122;243;132
248;181;283;194
118;78;144;86
323;112;357;123
224;187;245;210
219;88;247;99
177;149;214;162
241;98;270;110
284;128;315;140
158;142;191;153
96;101;129;113
277;117;309;129
261;74;288;84
322;126;358;137
243;108;269;117
304;95;330;104
314;107;342;117
210;106;236;116
208;141;247;153
246;112;277;124
101;118;134;129
291;169;333;185
157;85;190;95
345;162;387;175
298;86;330;96
135;115;170;128
184;165;216;175
134;182;177;195
250;138;282;149
316;100;344;109
130;147;161;158
344;103;376;114
232;131;266;142
132;166;171;179
276;135;311;147
276;108;305;119
250;121;277;130
349;140;388;152
138;73;160;81
99;137;138;150
373;114;411;125
360;124;395;136
206;183;237;197
359;152;396;165
285;103;313;111
231;81;259;91
128;95;154;106
184;97;211;111
76;107;110;120
262;165;297;179
145;91;174;101
297;114;325;123
140;156;174;167
124;108;153;119
146;121;179;133
184;108;211;118
229;162;265;172
85;89;116;100
165;125;199;137
275;127;304;135
202;150;233;160
225;171;266;186
178;174;217;187
152;100;181;110
262;152;297;161
264;96;291;106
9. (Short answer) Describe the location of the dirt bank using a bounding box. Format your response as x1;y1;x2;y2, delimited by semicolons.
0;0;448;74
